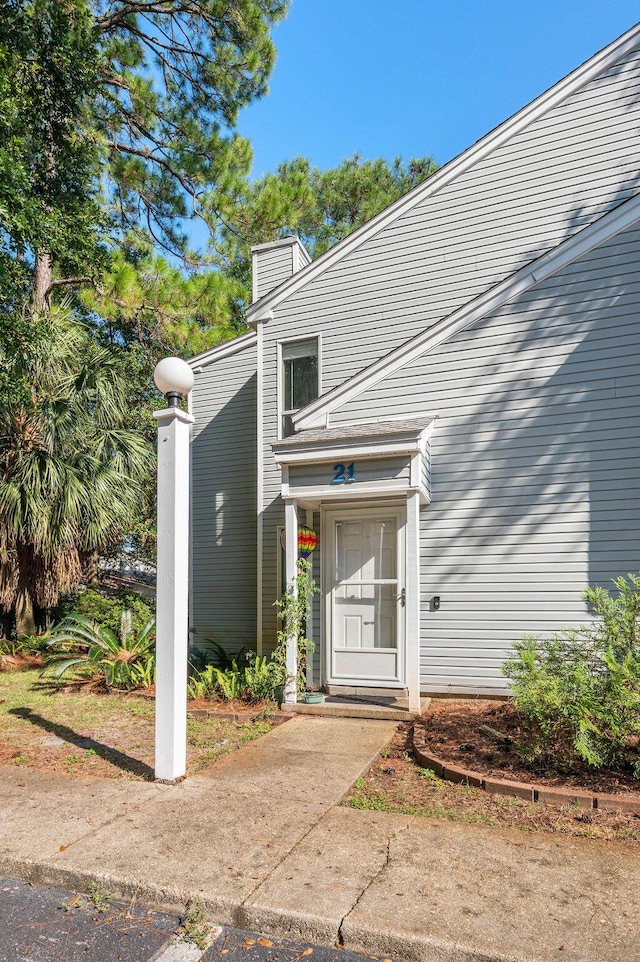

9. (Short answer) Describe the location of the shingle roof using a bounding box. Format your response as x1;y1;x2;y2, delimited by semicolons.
273;416;435;450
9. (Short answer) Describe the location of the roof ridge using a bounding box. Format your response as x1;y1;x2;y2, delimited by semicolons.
246;22;640;325
294;190;640;430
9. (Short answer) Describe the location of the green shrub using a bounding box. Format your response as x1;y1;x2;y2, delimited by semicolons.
55;588;154;638
1;635;48;656
42;610;156;691
243;652;283;702
187;663;244;701
187;652;283;704
503;574;640;772
188;638;248;673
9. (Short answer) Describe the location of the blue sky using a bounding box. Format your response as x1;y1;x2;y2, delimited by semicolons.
236;1;640;178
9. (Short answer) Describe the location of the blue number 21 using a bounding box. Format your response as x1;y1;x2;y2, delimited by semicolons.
333;462;355;484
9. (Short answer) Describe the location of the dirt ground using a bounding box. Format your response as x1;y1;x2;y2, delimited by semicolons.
420;698;640;792
343;718;640;845
0;670;276;780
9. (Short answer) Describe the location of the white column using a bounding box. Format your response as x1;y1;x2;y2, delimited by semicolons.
256;318;264;655
284;498;299;704
305;507;315;689
154;406;194;782
406;492;422;714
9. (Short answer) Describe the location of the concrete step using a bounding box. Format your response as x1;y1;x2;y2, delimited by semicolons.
292;697;429;721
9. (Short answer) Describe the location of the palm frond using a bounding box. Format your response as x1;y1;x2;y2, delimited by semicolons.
1;303;154;614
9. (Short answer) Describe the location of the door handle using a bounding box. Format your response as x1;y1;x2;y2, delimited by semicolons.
398;587;406;607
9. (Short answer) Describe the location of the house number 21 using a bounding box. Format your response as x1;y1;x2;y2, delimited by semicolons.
333;462;356;484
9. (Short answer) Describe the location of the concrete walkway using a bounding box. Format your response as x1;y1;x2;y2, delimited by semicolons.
1;715;638;962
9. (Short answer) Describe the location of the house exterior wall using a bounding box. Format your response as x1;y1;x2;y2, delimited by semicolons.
259;43;640;382
190;340;258;659
326;219;640;694
257;38;640;656
254;244;294;301
187;32;640;697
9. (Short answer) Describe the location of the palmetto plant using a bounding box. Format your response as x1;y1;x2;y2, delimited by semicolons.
42;610;156;691
0;303;153;636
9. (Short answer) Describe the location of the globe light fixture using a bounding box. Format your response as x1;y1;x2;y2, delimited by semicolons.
153;356;195;407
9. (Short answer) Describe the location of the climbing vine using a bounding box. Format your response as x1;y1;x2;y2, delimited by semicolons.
273;558;320;696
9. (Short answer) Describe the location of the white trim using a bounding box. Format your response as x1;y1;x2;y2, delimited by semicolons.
187;391;194;657
188;330;257;370
294;191;640;430
323;502;406;689
406;491;421;713
153;407;195;425
409;452;420;489
325;678;407;690
276;333;322;440
319;506;325;689
256;319;265;655
284;499;299;704
281;463;290;498
251;248;258;304
276;524;285;602
251;235;309;256
246;23;640;326
274;436;430;466
285;481;423;506
276;340;283;442
305;506;315;689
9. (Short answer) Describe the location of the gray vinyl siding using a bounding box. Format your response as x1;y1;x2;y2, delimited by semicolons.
328;219;640;695
258;41;640;654
256;246;294;300
190;342;257;660
260;44;640;386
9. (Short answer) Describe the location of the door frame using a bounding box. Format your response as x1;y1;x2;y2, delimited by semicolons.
322;500;407;690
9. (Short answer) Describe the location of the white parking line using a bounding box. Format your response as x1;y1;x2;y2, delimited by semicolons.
152;927;221;962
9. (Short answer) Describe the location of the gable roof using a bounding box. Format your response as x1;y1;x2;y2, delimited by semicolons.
246;22;640;327
294;190;640;430
187;330;257;371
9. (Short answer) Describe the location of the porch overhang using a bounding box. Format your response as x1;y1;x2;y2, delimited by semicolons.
272;416;436;508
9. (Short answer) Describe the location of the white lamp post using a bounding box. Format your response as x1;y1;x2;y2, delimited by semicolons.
153;357;195;783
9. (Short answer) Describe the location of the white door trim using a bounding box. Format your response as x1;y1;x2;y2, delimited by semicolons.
323;501;407;690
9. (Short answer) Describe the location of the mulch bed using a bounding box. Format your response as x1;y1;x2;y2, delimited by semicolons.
342;721;640;843
421;698;640;794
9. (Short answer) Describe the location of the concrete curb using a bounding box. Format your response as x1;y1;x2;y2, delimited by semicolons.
412;722;640;813
0;854;519;962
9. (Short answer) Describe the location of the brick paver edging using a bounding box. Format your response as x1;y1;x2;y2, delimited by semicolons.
412;722;640;813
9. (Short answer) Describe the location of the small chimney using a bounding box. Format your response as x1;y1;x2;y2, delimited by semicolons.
251;236;311;303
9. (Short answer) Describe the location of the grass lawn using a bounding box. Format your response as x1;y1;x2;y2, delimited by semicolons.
342;723;640;845
0;670;273;780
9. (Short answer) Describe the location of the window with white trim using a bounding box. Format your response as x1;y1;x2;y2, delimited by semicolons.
280;337;319;437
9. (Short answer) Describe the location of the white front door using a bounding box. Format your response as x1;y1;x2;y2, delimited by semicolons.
325;505;405;688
